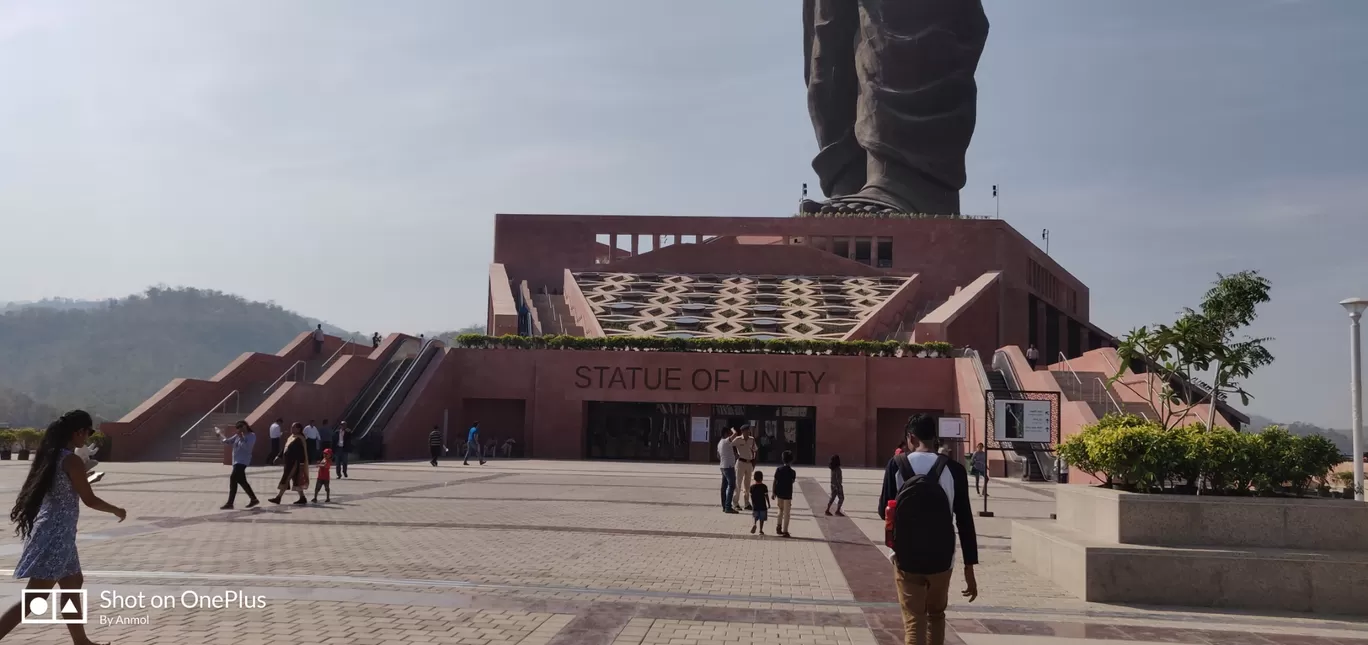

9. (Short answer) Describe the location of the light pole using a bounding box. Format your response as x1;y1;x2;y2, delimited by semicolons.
1341;297;1368;502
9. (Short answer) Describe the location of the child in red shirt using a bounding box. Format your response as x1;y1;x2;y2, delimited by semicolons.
313;449;332;503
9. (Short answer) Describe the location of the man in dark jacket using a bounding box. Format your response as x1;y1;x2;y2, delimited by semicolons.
878;414;979;645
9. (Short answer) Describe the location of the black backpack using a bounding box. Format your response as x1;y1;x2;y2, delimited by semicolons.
892;453;956;574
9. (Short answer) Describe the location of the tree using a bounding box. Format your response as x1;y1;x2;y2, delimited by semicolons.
1109;271;1273;431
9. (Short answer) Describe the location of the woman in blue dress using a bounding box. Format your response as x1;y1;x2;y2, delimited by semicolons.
0;410;126;644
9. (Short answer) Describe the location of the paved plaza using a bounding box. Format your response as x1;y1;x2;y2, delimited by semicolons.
0;458;1363;644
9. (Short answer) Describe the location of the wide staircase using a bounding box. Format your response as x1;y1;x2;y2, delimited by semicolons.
533;293;585;336
1053;368;1156;421
175;353;338;462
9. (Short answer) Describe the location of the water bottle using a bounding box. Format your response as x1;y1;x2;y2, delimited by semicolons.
884;500;897;548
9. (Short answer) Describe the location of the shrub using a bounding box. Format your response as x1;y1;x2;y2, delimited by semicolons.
0;430;15;451
1063;417;1346;497
14;428;44;450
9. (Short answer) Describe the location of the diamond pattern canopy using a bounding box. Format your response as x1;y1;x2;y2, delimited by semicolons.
573;272;910;340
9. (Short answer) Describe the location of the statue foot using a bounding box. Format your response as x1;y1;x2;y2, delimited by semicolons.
817;186;920;214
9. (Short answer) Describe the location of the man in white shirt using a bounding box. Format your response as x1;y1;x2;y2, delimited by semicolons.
717;427;740;514
268;418;283;465
313;324;325;355
878;414;979;645
303;420;321;462
730;425;758;511
1025;344;1040;369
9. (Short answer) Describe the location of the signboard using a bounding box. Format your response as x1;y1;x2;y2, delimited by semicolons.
690;417;710;443
993;399;1052;443
937;416;966;440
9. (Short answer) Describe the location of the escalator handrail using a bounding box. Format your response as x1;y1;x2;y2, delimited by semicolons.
339;339;414;428
356;339;440;441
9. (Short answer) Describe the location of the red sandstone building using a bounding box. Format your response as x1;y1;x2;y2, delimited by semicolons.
103;213;1246;476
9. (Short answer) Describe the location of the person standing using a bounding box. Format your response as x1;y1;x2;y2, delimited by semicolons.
772;451;797;538
717;427;739;514
313;324;326;355
730;425;757;511
464;422;485;466
269;423;309;505
0;410;128;645
318;419;335;455
429;426;445;467
334;421;351;479
303;420;320;462
268;418;283;465
215;421;259;510
1025;344;1039;370
970;443;989;496
371;332;381;348
878;414;979;645
825;454;845;516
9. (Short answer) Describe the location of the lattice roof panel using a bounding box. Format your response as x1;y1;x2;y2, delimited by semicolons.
572;272;910;340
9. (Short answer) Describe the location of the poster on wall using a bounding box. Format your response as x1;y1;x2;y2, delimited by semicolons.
937;417;966;440
690;417;710;443
993;399;1052;443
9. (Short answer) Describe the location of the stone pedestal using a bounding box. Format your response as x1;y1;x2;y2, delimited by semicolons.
1012;486;1368;615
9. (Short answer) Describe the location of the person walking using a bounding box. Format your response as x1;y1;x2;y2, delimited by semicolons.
718;427;739;514
215;421;259;509
463;422;485;466
748;470;768;536
334;421;351;479
730;425;757;511
318;419;335;455
772;451;797;538
970;443;988;496
1025;344;1039;370
429;426;445;467
312;324;326;355
269;423;309;506
825;454;845;516
313;449;332;504
878;414;979;645
303;420;320;462
267;417;283;465
0;410;127;645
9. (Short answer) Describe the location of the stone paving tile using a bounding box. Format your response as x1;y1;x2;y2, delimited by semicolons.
4;601;565;645
0;460;1362;644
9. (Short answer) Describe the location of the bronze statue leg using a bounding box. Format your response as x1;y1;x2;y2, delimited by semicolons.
809;0;989;215
804;0;865;199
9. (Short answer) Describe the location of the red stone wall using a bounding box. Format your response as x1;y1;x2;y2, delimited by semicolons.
393;348;956;467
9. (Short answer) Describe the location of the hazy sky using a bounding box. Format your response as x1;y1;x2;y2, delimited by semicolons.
2;1;1365;427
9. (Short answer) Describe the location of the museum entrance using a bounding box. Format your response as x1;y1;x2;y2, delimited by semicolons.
709;404;817;466
586;401;692;461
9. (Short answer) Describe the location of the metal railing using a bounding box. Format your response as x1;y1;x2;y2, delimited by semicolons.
1057;352;1082;385
178;390;240;461
263;360;307;397
1095;377;1124;416
319;334;360;373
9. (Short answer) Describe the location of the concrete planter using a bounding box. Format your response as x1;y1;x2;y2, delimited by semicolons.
1014;485;1368;615
1055;485;1368;551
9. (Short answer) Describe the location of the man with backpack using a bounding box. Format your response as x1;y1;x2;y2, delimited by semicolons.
877;414;979;645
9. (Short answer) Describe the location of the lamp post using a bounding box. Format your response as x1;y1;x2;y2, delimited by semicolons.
1341;297;1368;502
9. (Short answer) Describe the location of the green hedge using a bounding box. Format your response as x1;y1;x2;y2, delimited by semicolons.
1057;414;1344;496
452;334;953;358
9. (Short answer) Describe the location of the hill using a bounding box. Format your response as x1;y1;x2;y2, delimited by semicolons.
1248;413;1353;454
0;287;357;423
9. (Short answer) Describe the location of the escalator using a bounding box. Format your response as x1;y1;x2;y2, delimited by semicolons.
990;354;1051;482
352;339;442;460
